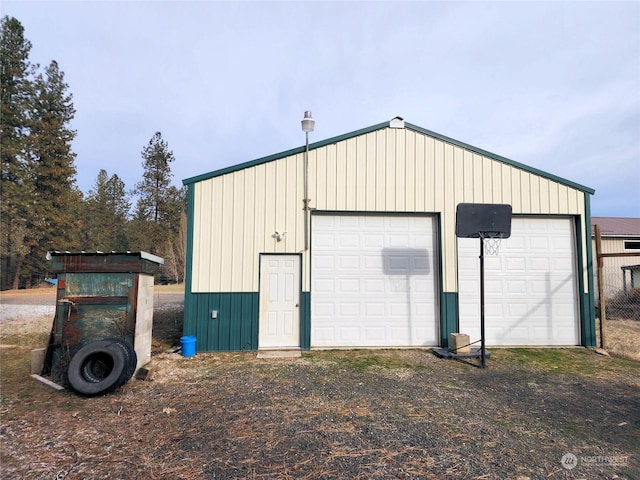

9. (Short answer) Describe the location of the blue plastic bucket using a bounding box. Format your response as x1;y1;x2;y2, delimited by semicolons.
180;336;197;357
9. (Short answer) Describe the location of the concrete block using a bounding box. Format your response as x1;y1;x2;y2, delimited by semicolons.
30;348;46;375
450;333;471;354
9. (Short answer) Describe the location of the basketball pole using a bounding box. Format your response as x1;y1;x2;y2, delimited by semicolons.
479;236;487;369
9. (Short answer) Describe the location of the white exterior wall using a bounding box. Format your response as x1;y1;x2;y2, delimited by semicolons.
190;127;588;294
592;236;640;298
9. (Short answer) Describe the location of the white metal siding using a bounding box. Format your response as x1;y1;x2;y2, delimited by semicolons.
311;215;438;348
190;127;588;294
592;237;640;298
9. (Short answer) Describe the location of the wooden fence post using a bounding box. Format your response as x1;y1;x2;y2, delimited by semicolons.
594;224;606;349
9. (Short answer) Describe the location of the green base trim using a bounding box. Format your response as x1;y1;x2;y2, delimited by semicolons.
184;292;259;352
300;292;311;350
184;291;312;352
440;292;459;348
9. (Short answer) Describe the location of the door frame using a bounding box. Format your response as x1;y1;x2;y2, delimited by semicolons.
258;253;302;349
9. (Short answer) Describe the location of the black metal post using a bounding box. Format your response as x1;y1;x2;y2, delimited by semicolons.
479;236;486;369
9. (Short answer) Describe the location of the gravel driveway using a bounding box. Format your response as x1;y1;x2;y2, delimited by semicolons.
1;290;638;479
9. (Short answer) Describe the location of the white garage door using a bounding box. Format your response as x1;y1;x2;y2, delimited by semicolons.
458;217;579;346
311;215;439;348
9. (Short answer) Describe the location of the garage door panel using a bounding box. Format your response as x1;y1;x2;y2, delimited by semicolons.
364;255;383;270
365;303;386;316
340;302;360;316
485;280;503;294
363;234;384;247
365;327;386;341
339;278;360;292
530;237;550;250
364;278;385;293
506;257;527;271
314;303;334;316
338;255;360;269
413;278;433;292
458;217;579;346
314;278;335;293
314;232;336;247
312;215;438;348
314;255;335;270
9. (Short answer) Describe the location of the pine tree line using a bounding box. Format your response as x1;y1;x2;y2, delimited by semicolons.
1;16;186;290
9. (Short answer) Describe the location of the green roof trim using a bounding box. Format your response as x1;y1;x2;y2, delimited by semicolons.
183;119;595;195
404;122;595;195
182;121;390;185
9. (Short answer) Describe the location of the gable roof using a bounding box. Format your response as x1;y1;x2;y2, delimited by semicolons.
183;118;595;194
591;217;640;237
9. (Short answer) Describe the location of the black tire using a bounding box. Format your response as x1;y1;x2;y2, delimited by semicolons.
76;338;138;391
67;340;129;396
105;338;137;387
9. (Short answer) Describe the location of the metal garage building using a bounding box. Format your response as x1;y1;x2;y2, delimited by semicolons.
182;117;596;352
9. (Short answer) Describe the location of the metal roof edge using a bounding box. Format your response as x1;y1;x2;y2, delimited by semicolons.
182;120;391;185
47;250;165;264
182;119;596;195
404;122;596;195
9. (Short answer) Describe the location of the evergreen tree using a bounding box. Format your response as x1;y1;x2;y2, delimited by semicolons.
21;60;81;286
85;169;130;251
130;132;186;256
0;16;35;289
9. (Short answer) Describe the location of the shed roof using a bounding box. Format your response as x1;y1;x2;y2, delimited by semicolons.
591;217;640;237
183;118;595;195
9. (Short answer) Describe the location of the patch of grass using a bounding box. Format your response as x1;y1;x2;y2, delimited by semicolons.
499;347;640;377
305;350;426;372
501;348;596;373
0;286;56;297
0;331;49;347
154;283;185;293
606;319;640;361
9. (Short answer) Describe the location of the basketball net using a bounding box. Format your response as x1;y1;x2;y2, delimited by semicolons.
479;232;502;256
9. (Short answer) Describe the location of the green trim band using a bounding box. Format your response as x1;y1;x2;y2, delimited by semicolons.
440;292;459;348
183;291;312;352
404;123;595;194
580;196;597;347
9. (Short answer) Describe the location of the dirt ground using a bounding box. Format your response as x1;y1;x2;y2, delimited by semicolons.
1;289;639;479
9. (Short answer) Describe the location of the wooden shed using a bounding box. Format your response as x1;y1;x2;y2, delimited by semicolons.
43;251;163;385
182;117;596;352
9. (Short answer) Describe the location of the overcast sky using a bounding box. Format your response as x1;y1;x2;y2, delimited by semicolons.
4;1;639;217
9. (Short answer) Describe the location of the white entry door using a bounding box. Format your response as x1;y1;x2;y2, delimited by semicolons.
259;255;300;349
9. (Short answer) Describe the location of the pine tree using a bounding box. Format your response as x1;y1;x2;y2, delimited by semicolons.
85;169;130;251
130;132;186;255
0;16;35;289
21;60;82;286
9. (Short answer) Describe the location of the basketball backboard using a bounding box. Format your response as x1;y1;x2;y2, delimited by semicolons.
455;203;512;239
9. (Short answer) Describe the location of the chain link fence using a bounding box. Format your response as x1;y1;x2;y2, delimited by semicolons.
595;260;640;321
